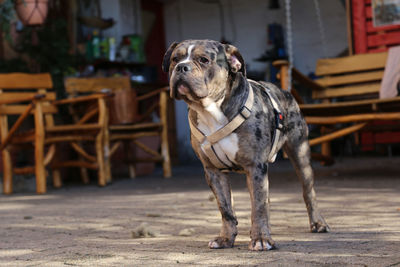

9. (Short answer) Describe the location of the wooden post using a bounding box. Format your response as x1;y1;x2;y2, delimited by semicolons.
346;0;354;55
128;164;136;179
67;0;78;55
160;91;172;178
39;89;62;188
34;100;46;194
69;103;90;184
96;98;106;186
320;99;331;165
0;114;13;194
124;140;136;179
351;0;367;54
103;106;112;183
280;64;289;91
96;132;106;186
167;94;179;164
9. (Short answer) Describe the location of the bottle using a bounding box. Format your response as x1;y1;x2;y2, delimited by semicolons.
92;30;101;59
109;37;116;61
85;34;93;61
100;37;109;59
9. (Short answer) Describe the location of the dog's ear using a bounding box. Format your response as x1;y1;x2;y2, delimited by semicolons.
162;41;179;73
224;44;246;76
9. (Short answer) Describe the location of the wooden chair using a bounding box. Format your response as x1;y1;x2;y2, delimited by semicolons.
273;52;400;164
64;76;172;180
0;73;110;194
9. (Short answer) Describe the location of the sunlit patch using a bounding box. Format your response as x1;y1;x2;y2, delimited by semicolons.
0;203;33;211
3;195;59;201
0;249;32;257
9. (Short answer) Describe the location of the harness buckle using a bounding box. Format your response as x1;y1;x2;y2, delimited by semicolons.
274;109;284;131
240;106;251;119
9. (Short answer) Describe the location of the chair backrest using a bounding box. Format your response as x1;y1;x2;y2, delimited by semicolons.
0;73;57;115
64;76;137;125
314;52;388;100
64;76;131;95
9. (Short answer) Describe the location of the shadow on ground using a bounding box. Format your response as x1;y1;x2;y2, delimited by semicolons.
1;157;400;266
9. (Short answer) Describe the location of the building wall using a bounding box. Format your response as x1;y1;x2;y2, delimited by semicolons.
100;0;142;41
164;0;348;162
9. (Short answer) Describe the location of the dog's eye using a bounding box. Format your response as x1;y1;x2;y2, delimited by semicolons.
172;56;179;63
199;57;210;64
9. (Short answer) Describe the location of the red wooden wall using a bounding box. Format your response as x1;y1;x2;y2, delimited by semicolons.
350;0;400;151
351;0;400;54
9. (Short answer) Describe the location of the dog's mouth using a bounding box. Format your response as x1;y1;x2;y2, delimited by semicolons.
171;77;209;102
177;83;190;96
171;81;188;99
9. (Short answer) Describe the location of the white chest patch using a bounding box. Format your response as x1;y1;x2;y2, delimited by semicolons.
195;99;239;164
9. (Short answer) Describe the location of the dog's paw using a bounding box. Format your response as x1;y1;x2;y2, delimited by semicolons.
208;237;234;249
310;221;330;233
248;238;276;251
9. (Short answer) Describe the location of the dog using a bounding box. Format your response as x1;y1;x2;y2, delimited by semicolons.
162;39;329;251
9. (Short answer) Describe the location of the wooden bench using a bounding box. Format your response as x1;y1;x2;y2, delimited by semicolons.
273;51;400;163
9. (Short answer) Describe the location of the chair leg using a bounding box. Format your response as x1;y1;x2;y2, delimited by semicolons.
123;141;136;179
128;164;136;179
105;157;111;183
96;132;106;186
35;144;46;194
52;169;62;188
2;149;13;194
79;166;90;184
104;128;112;183
160;91;172;178
320;126;331;166
76;141;90;184
1;115;13;194
34;103;46;194
161;138;172;178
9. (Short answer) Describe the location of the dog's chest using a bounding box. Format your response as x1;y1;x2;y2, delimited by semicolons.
195;103;239;164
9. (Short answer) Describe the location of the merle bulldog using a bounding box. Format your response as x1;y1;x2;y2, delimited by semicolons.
162;39;329;251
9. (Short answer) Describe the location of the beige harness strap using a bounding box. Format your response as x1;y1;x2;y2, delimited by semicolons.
189;81;283;169
188;121;231;168
189;85;254;169
207;87;254;144
189;118;206;143
265;87;283;163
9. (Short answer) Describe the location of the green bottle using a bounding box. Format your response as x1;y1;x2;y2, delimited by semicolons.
85;34;93;61
92;30;101;59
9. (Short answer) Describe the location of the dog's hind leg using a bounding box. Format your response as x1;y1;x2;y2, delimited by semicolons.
283;138;330;233
204;168;238;248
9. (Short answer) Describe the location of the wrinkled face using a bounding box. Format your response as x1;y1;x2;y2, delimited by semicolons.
162;40;245;104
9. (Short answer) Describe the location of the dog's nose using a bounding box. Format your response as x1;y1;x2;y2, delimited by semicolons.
176;63;191;73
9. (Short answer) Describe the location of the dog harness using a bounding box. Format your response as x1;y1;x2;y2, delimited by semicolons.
189;82;284;171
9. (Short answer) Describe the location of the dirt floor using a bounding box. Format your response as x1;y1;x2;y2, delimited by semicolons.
1;157;400;266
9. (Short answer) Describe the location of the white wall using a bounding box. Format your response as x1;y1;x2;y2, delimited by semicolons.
163;0;348;161
100;0;141;41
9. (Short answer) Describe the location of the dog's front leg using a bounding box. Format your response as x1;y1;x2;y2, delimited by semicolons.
246;164;276;251
204;168;238;249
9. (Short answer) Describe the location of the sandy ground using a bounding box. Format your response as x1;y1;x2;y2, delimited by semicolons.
1;157;400;266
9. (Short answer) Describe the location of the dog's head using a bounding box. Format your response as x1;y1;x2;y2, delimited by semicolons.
162;39;246;103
